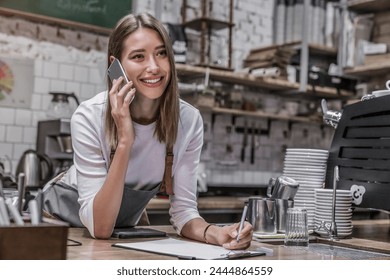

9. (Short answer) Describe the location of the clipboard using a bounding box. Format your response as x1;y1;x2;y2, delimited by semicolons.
112;237;265;260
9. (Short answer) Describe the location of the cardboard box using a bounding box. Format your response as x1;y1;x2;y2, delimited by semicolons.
0;223;68;260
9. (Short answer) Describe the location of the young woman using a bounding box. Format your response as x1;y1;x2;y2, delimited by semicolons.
70;12;252;249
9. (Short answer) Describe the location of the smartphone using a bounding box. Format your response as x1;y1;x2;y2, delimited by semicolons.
107;58;130;87
111;227;167;239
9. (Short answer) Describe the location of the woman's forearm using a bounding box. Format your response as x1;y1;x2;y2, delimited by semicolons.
93;142;132;238
181;218;220;245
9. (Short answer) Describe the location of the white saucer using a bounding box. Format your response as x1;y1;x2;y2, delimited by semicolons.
315;194;352;199
283;159;328;166
283;172;325;179
315;208;353;216
315;189;351;195
315;201;352;207
295;195;315;201
285;154;329;160
316;205;352;212
315;217;352;224
286;148;329;155
283;165;325;171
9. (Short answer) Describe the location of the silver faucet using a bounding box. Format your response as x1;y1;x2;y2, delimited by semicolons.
321;99;342;129
328;166;339;241
316;165;339;241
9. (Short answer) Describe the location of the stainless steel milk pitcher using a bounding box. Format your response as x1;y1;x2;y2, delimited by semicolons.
267;176;299;200
275;199;294;233
247;197;277;234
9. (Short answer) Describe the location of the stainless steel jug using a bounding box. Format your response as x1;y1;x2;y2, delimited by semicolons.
267;176;299;200
15;150;53;188
247;197;277;234
275;199;294;233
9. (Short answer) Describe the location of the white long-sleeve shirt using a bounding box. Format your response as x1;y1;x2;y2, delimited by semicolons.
70;91;203;237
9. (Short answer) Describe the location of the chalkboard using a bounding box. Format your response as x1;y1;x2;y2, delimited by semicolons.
0;0;133;33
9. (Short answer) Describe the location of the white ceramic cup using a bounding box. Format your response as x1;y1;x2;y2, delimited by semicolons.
363;80;390;100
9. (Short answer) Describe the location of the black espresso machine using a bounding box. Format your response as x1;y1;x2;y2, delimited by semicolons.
324;94;390;211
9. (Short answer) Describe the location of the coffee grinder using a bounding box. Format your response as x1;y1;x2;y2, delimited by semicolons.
36;119;73;176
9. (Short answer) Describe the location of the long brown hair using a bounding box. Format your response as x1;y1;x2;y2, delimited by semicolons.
105;13;179;155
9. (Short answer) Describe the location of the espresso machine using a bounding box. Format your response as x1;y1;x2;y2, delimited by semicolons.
36;119;73;176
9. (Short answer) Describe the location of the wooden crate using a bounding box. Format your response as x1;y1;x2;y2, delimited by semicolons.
0;223;68;260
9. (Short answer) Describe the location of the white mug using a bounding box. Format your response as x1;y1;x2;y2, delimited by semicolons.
362;80;390;100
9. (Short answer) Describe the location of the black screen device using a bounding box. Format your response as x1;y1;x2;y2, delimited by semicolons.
111;227;167;239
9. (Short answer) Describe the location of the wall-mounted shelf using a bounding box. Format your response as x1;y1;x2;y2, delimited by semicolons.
261;41;337;57
307;44;338;57
347;0;390;12
341;0;390;80
201;106;321;124
181;0;234;70
183;17;233;30
176;63;355;99
344;61;390;77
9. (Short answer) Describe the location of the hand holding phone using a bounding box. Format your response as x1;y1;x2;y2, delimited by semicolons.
107;58;130;88
107;58;135;103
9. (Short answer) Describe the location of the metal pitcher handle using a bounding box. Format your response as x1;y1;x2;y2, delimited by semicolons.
267;178;276;198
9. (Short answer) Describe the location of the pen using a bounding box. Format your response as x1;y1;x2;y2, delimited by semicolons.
236;203;248;243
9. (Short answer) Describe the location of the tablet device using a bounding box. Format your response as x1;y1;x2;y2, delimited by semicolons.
111;227;167;239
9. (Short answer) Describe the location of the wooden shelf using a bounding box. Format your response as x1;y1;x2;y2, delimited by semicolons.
343;1;390;78
249;41;337;57
176;64;354;99
183;17;234;31
203;107;321;124
348;0;390;12
181;0;234;69
343;61;390;77
308;43;338;57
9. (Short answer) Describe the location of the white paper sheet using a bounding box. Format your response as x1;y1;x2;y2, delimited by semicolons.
114;237;264;260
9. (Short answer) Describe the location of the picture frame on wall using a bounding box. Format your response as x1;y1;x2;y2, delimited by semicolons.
0;56;34;109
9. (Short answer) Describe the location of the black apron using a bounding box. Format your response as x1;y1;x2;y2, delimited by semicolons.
114;183;161;227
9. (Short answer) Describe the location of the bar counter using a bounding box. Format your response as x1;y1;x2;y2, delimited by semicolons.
66;219;390;260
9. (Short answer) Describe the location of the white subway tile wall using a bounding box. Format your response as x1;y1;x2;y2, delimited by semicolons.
0;0;334;186
0;28;106;173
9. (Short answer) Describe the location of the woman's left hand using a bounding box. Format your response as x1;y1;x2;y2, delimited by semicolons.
217;222;253;250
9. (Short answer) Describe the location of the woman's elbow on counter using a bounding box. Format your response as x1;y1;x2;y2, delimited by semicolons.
94;230;113;239
93;225;114;239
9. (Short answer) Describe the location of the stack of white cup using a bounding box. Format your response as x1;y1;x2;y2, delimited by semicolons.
282;148;329;230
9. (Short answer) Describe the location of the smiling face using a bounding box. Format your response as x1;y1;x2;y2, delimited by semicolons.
116;27;171;101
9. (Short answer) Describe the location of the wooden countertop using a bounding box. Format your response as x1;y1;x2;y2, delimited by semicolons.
66;219;390;260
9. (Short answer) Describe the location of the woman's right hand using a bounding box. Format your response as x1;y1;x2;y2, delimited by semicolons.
109;77;136;146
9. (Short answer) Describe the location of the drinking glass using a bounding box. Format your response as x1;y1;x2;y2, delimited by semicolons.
284;207;309;246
